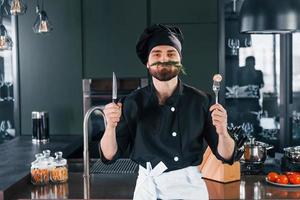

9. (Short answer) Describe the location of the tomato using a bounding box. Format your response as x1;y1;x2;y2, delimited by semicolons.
288;174;300;184
267;172;279;182
285;171;300;176
276;175;289;184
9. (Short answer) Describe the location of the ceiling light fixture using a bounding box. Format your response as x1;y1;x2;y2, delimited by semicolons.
10;0;27;16
240;0;300;34
0;1;12;50
33;0;53;34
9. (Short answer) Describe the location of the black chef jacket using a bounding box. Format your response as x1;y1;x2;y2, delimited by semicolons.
100;79;235;172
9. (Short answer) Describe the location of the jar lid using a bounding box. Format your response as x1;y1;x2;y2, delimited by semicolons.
42;149;51;157
31;153;43;165
40;150;55;167
54;151;67;166
32;159;48;169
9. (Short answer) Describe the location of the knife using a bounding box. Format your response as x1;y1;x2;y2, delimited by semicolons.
112;72;117;103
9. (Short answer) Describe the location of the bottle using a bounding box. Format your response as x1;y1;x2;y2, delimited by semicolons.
31;111;41;143
31;153;49;185
40;111;49;143
50;151;68;183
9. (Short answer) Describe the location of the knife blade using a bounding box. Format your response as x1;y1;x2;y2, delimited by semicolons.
112;72;117;103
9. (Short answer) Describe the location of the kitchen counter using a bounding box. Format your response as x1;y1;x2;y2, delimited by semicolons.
2;137;300;199
7;173;300;199
0;135;82;200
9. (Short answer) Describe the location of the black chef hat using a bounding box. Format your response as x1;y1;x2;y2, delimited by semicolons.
136;24;184;65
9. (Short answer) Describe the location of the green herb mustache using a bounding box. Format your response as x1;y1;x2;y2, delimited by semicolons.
149;61;187;75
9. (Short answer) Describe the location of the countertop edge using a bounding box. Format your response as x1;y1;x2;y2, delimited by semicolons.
0;135;83;200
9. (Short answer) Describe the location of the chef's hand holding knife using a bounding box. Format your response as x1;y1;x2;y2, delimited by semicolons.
104;103;122;129
103;72;122;129
101;72;121;160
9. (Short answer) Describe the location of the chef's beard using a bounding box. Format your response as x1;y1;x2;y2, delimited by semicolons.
148;61;181;81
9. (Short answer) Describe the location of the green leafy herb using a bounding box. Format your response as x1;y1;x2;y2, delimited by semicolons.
150;61;187;75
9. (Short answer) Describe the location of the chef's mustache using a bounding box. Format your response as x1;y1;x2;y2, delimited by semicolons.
149;61;186;74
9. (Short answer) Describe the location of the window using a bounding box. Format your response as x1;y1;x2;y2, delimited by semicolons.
225;34;281;148
239;35;280;94
292;33;300;143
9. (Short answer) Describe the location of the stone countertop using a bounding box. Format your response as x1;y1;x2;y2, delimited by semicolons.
2;136;300;199
7;173;300;199
0;135;82;199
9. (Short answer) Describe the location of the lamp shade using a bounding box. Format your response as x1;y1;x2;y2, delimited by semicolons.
0;24;13;50
33;10;53;34
240;0;300;33
10;0;27;16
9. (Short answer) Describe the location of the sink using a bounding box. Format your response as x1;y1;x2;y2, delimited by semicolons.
68;158;97;173
68;158;138;174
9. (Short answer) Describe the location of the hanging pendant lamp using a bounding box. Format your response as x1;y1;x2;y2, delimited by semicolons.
33;10;53;34
9;0;27;15
32;0;53;34
0;24;13;50
240;0;300;34
0;1;12;50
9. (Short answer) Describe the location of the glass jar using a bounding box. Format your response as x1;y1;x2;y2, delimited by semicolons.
50;151;68;183
43;149;55;175
42;150;54;164
31;153;50;185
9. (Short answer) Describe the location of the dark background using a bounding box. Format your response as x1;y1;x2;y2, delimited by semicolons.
14;0;221;136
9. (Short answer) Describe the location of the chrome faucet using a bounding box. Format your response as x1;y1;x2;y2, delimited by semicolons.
83;106;107;178
82;72;116;199
83;106;107;199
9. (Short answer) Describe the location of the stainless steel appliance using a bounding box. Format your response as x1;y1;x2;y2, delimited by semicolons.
82;77;148;157
83;77;148;114
240;137;274;175
242;137;274;163
283;146;300;162
282;146;300;171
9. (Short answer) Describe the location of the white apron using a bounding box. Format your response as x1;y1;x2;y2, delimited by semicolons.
133;162;209;200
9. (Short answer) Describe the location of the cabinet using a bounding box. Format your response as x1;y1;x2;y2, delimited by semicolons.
83;0;147;78
151;0;217;24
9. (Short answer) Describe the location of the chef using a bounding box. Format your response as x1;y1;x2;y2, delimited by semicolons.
100;24;236;200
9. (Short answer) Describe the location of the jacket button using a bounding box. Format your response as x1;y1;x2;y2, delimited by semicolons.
174;156;179;162
172;132;177;137
171;107;175;112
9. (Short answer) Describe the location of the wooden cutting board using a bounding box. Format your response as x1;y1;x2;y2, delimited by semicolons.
198;147;240;183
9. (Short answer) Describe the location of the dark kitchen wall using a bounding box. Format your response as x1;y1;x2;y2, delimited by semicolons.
18;0;83;135
83;0;147;78
17;0;220;135
150;0;219;92
83;0;219;91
